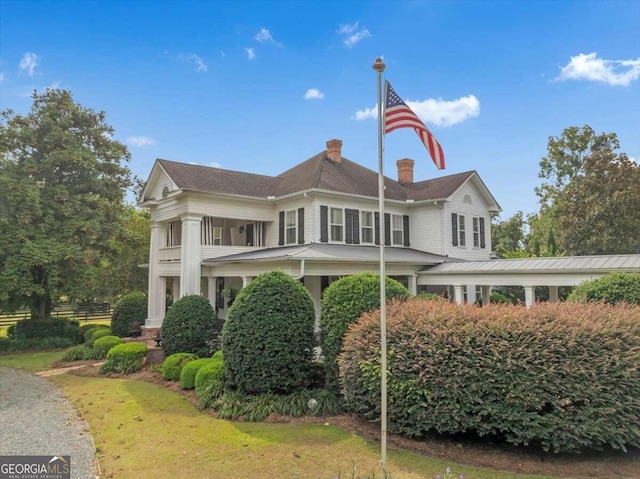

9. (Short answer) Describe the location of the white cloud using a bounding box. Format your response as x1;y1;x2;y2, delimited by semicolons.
126;136;156;147
304;88;324;100
19;52;40;76
185;53;208;72
354;95;480;127
338;22;370;48
245;48;256;60
208;161;221;168
254;28;282;47
557;52;640;87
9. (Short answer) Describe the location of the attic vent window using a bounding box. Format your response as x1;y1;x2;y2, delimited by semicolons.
463;194;472;204
162;186;170;198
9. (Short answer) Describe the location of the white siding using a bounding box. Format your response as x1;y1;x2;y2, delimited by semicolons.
443;181;492;261
409;204;443;254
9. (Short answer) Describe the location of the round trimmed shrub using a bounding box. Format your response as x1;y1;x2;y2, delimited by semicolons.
100;342;148;374
320;273;409;391
88;328;112;347
111;292;147;337
568;272;640;305
161;295;217;357
222;270;315;394
195;351;225;391
180;358;214;390
161;352;199;381
93;335;124;359
83;325;110;344
339;299;640;453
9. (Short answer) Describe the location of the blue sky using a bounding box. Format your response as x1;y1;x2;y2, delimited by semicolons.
1;0;639;220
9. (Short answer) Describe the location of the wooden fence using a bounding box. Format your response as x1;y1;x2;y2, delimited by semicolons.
0;305;112;328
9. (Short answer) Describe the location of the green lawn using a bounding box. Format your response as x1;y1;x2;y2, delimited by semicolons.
0;350;65;372
49;373;561;479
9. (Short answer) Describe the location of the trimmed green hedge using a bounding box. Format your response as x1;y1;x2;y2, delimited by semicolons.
320;273;409;392
568;272;640;305
180;358;213;390
93;335;124;359
222;271;315;395
0;336;76;352
111;292;147;337
83;325;110;344
88;328;112;347
10;318;80;342
339;299;640;453
161;352;198;381
100;342;147;374
161;295;217;358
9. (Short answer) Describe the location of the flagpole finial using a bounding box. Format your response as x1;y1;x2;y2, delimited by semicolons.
373;57;386;72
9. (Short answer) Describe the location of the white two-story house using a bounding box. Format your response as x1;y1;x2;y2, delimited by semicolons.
138;139;501;330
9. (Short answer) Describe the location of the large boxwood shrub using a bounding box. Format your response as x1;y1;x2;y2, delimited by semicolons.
161;295;217;357
111;292;147;337
100;342;148;374
320;273;409;391
567;272;640;305
161;352;199;381
339;299;640;453
180;358;214;390
222;270;315;394
93;335;124;359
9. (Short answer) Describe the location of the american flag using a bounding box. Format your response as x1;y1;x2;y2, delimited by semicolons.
384;80;445;170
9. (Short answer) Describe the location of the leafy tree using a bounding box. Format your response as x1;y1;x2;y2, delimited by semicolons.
556;150;640;255
536;125;619;208
490;211;526;257
0;89;132;318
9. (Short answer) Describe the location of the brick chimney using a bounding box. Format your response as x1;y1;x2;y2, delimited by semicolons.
326;139;343;164
397;158;415;184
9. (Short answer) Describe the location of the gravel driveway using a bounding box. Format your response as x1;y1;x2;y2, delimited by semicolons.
0;366;98;479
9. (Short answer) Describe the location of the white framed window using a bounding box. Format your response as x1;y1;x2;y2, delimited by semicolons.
361;211;374;244
473;217;480;247
458;215;466;246
285;210;297;245
330;207;344;242
212;227;223;245
392;214;403;245
167;220;182;246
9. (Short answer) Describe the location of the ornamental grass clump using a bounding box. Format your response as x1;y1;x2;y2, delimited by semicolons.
339;299;640;453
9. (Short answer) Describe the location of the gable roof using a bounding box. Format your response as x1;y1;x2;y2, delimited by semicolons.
141;147;497;209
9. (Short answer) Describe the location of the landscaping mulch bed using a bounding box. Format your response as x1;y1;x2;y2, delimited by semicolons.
62;361;640;479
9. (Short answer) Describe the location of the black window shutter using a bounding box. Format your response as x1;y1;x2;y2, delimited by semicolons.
452;213;458;246
298;208;305;244
345;209;353;244
374;212;380;245
384;213;391;246
320;206;328;243
403;215;410;247
278;211;285;246
352;209;360;244
480;217;486;249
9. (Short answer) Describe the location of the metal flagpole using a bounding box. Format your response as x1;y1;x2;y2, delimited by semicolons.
372;56;387;474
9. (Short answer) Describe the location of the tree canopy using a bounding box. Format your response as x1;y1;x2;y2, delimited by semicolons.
0;89;133;318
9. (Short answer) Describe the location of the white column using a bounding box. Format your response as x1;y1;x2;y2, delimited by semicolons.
180;213;203;297
453;285;464;304
408;275;418;296
241;276;252;288
466;285;477;304
207;277;217;308
549;286;559;303
481;285;491;306
172;277;180;302
303;276;322;332
146;220;167;328
524;286;536;308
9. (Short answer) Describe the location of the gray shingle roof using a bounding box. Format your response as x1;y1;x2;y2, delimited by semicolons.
156;150;477;202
